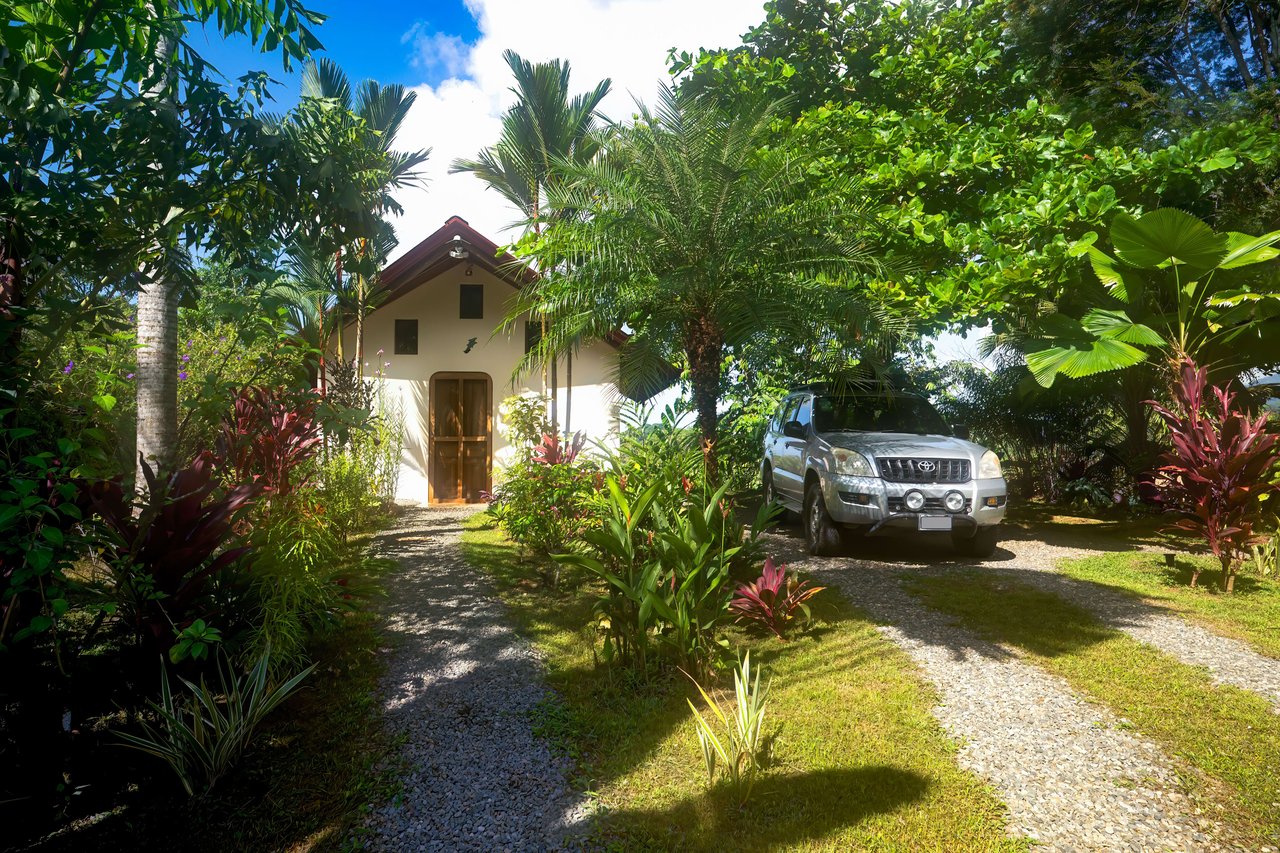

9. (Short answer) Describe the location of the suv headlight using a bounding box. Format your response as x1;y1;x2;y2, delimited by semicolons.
978;450;1003;479
833;449;874;477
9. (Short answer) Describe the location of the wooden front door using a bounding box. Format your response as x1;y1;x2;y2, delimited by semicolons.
429;373;492;503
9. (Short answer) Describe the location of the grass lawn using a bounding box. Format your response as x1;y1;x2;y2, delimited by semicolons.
908;572;1280;850
38;604;397;852
1058;552;1280;659
461;514;1025;852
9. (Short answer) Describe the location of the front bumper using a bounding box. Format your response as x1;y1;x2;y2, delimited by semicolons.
822;472;1007;531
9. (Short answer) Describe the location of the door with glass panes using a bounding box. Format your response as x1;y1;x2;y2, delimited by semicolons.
429;372;492;503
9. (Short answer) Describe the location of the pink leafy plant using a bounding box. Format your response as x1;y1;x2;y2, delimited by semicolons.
730;558;826;639
1147;359;1279;592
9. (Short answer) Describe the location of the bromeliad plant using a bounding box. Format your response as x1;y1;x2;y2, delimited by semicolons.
686;651;770;807
1148;360;1280;592
84;456;257;652
730;558;826;640
117;648;314;797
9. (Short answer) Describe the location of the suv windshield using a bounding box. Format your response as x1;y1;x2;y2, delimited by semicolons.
812;394;950;435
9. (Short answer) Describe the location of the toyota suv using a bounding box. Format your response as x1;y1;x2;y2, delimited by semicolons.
761;386;1008;557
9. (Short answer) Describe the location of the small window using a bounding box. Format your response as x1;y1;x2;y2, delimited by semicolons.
460;284;484;319
780;397;799;427
524;318;543;355
394;318;418;355
794;396;812;430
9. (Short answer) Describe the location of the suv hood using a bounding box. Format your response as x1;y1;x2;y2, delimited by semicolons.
820;431;985;458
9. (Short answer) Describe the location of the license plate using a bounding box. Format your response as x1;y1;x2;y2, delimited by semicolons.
918;515;953;531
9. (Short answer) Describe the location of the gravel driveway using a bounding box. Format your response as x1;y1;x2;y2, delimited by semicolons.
764;526;1250;852
362;506;587;852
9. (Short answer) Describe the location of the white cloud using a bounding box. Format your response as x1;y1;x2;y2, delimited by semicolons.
401;23;473;80
388;0;765;258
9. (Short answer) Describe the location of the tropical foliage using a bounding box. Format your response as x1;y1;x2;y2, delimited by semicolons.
517;87;892;473
1023;209;1280;386
730;559;826;640
1148;361;1280;592
686;651;770;807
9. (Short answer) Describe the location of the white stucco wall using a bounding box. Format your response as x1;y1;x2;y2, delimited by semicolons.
339;264;622;504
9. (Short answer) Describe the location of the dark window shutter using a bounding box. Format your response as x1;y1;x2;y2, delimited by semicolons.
394;319;418;355
460;284;484;319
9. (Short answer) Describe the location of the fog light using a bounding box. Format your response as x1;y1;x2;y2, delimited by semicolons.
943;490;966;513
902;490;926;512
985;496;999;507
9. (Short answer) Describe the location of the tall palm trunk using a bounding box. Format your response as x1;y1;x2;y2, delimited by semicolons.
685;314;724;481
565;350;572;433
135;27;176;489
136;276;178;484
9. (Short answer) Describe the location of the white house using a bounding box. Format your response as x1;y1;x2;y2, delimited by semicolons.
340;216;631;505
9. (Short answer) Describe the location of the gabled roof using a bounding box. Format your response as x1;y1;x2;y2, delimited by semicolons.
377;215;536;309
375;215;630;351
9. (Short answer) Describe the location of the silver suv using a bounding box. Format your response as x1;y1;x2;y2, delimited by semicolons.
762;387;1008;557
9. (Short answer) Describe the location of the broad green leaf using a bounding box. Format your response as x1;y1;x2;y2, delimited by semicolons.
1111;208;1228;270
1087;248;1142;303
1220;231;1280;269
1079;308;1166;346
1025;339;1148;386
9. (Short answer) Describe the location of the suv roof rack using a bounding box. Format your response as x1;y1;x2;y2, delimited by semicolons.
787;381;916;396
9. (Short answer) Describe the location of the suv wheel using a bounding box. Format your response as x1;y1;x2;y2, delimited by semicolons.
953;525;999;559
762;466;792;525
804;481;843;557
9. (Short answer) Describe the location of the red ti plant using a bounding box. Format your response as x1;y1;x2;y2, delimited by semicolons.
84;456;258;650
1147;360;1279;592
730;558;826;639
215;386;323;497
531;431;585;465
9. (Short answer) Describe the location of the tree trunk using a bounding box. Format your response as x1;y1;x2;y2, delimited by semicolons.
551;355;559;433
1211;1;1257;88
684;314;724;481
565;349;572;434
135;26;177;490
136;276;177;485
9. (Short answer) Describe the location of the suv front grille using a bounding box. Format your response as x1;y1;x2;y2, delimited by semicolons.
877;457;971;483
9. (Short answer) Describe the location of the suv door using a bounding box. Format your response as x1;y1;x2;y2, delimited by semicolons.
773;395;811;502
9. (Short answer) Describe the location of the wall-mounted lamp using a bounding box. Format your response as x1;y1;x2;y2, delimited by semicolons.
465;264;473;276
449;234;470;260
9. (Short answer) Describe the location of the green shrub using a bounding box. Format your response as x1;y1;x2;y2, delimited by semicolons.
117;649;314;797
489;433;600;566
556;476;772;680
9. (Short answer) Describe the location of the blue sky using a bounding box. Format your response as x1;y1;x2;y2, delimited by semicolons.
193;0;481;107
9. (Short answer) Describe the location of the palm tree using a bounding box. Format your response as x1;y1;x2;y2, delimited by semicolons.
450;50;611;431
516;87;893;478
297;58;430;376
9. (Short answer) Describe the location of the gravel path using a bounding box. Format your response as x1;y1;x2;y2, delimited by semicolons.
362;506;587;852
982;532;1280;710
763;527;1242;852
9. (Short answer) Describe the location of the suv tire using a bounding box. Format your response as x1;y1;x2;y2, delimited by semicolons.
804;481;843;557
953;525;998;559
762;466;793;525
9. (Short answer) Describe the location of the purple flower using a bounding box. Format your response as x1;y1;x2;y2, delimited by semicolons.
384;361;391;369
126;373;135;380
377;348;385;356
181;354;190;362
186;339;193;348
63;360;74;374
178;371;188;381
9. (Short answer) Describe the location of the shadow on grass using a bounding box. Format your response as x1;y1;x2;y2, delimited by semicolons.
597;766;929;851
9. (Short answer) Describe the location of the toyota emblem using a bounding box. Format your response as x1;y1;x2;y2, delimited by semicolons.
917;460;936;472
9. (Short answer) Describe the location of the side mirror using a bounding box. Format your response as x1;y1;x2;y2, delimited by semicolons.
783;420;806;439
952;423;971;440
